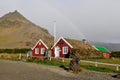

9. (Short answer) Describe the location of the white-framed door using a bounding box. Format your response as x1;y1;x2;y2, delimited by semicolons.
54;46;60;58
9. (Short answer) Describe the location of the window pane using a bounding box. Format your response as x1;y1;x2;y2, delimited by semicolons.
35;48;39;54
41;48;45;54
63;47;68;54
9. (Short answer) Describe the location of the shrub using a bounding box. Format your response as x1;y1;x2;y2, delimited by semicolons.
111;51;120;58
0;48;30;54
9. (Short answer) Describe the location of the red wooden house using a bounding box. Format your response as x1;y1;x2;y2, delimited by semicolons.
51;37;73;58
31;39;48;56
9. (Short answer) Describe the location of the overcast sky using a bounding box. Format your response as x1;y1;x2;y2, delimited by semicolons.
0;0;120;43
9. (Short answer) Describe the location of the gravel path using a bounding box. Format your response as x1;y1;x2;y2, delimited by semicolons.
0;60;119;80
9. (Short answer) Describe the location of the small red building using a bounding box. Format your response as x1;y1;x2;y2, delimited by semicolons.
93;46;110;59
51;37;73;58
31;39;48;56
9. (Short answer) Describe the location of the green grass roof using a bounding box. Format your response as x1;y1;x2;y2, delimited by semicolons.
94;46;110;53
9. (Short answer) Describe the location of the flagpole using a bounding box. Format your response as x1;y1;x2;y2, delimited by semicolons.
54;21;56;44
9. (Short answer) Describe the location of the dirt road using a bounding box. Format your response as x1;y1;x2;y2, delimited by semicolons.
0;60;119;80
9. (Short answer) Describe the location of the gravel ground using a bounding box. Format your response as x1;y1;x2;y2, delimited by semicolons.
0;60;119;80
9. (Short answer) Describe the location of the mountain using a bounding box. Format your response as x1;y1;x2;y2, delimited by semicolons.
91;41;120;51
0;10;53;48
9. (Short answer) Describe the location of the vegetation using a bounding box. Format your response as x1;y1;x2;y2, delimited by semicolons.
26;57;120;73
69;50;81;72
71;48;102;59
0;53;26;61
0;48;30;54
111;51;120;58
80;60;120;72
81;65;120;73
88;58;120;64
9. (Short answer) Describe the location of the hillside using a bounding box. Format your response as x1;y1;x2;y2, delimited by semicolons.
66;39;102;57
0;10;53;48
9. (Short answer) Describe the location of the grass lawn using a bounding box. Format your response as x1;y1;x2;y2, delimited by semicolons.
89;58;120;64
27;57;120;73
80;61;120;73
81;58;120;72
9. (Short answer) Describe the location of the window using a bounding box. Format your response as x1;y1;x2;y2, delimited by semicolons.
63;46;68;54
35;48;39;54
41;48;45;54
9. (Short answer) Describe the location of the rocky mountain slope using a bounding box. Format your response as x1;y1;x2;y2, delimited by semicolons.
0;10;53;48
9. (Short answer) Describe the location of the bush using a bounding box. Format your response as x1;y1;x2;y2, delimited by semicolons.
111;51;120;58
0;48;30;54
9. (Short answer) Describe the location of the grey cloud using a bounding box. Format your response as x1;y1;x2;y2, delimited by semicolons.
0;0;120;43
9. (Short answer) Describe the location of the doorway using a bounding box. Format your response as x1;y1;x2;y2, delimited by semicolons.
54;46;60;58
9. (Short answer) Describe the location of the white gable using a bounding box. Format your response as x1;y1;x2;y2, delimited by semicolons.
51;37;73;49
31;39;48;50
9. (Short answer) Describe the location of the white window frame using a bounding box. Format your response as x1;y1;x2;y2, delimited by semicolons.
41;48;45;54
62;46;68;54
35;48;39;54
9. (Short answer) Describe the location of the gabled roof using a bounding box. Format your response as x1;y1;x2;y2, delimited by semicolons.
31;39;48;50
93;45;110;53
51;37;73;49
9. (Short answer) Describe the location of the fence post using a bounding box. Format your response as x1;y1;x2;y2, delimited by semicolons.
49;57;51;61
62;58;64;63
116;64;119;71
95;62;98;67
19;53;21;60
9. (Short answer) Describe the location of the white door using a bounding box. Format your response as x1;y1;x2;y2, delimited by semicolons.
54;46;60;58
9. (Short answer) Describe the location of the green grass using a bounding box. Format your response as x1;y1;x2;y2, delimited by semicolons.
38;60;65;66
81;64;120;73
80;58;120;72
27;58;120;73
89;58;120;64
28;59;70;68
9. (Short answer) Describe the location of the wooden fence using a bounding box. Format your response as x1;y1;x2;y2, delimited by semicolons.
80;60;120;71
50;57;120;71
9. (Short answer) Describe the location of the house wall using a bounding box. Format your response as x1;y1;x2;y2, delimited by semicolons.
32;42;47;56
103;53;110;59
51;39;72;58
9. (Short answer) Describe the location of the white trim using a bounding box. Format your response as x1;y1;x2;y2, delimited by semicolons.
31;39;48;50
41;48;45;54
51;37;73;49
92;45;99;51
62;46;68;54
35;48;39;54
